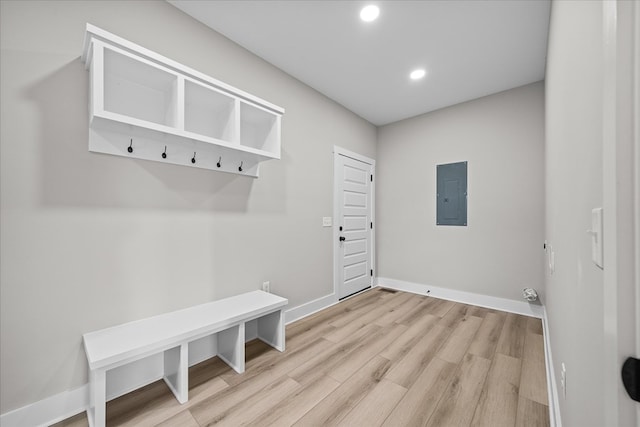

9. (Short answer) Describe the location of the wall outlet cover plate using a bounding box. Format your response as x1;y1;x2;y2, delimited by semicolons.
591;207;603;269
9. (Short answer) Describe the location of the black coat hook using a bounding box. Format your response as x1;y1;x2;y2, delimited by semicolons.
217;156;221;168
127;139;133;153
162;146;167;159
191;152;196;164
238;161;243;172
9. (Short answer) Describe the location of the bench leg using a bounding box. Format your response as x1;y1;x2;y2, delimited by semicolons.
217;323;245;373
163;343;188;404
87;369;106;427
258;309;285;352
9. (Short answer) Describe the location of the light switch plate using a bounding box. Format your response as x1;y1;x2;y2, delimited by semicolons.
323;217;332;227
591;207;603;268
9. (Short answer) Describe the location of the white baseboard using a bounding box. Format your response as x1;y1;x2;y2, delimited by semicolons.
376;277;545;318
284;293;337;324
542;309;562;427
0;384;88;427
1;283;555;427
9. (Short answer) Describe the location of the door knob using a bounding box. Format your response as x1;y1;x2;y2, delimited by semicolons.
339;236;346;242
622;357;640;402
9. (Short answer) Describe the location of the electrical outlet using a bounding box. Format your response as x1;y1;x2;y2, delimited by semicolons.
590;207;604;268
560;363;567;398
262;281;270;293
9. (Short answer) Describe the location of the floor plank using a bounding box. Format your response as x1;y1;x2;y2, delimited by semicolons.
467;311;506;360
394;296;455;325
336;379;407;427
155;410;199;427
515;395;551;427
466;305;494;319
221;336;332;388
426;353;492;427
329;323;408;383
496;312;527;358
527;316;544;335
292;355;393;426
437;315;483;363
193;375;300;426
519;332;549;405
382;357;458;427
247;375;340;426
470;353;522;427
384;324;453;388
324;291;411;342
440;302;477;329
379;312;439;361
288;323;382;385
324;290;388;329
51;412;88;427
374;293;425;327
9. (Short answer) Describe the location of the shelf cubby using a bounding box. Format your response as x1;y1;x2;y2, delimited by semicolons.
184;79;236;142
240;101;280;154
103;47;178;128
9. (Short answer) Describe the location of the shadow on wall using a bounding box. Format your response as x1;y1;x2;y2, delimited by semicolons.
25;58;288;213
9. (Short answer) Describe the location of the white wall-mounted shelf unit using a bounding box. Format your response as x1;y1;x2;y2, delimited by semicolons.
81;24;284;178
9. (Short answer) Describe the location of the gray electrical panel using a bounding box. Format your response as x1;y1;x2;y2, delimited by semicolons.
437;161;467;226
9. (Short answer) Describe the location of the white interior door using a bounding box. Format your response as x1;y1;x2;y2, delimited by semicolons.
334;148;374;300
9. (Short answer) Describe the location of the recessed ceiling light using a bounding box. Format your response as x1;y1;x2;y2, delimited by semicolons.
360;5;380;22
410;69;426;80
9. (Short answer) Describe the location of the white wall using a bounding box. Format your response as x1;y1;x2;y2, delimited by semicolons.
0;0;376;414
376;82;545;302
544;1;605;426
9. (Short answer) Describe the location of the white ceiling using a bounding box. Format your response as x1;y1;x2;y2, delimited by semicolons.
169;1;550;126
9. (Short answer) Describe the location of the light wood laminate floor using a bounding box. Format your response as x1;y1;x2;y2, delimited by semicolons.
54;288;550;427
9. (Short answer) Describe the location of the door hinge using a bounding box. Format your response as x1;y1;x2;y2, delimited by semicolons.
370;174;373;182
370;269;373;277
370;222;373;229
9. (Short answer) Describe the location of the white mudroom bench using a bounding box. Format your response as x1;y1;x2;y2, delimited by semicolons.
82;290;287;427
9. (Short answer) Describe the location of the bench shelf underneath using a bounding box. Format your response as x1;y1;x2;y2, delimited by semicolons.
83;290;287;427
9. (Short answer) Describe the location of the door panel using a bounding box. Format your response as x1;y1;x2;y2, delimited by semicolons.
344;216;367;231
344;261;367;282
344;191;367;208
344;164;368;184
344;239;367;257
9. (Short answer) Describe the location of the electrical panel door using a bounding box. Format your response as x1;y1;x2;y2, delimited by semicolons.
437;161;467;226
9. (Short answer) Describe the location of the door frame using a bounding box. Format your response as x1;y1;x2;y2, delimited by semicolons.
635;4;640;423
333;146;376;303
